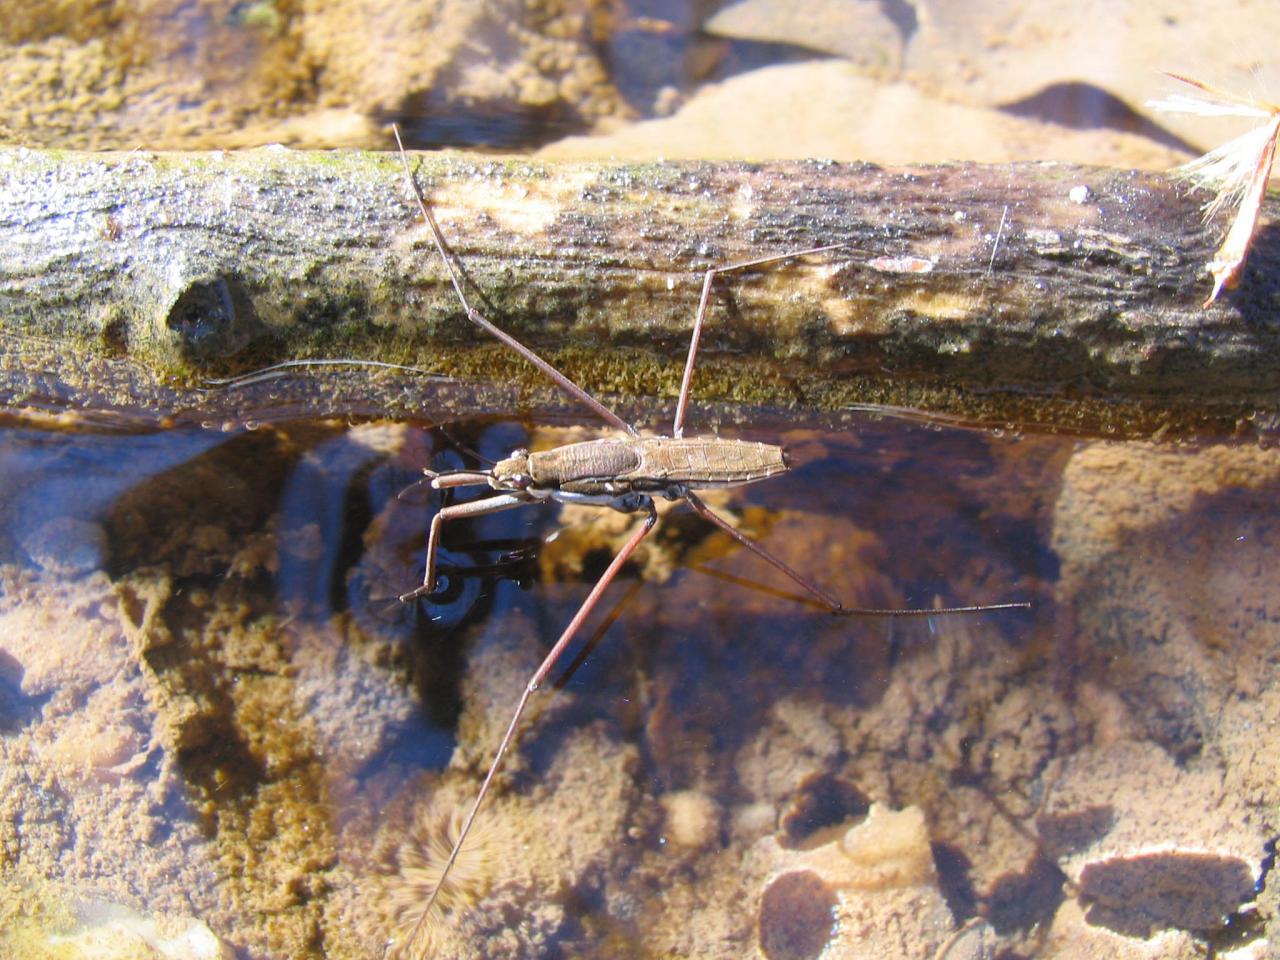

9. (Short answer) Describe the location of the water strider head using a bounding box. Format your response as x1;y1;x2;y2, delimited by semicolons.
490;448;533;490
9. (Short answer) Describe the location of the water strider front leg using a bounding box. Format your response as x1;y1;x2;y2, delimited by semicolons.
398;493;531;603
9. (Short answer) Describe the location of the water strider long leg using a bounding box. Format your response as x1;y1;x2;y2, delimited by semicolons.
401;501;659;953
684;492;1029;617
684;491;844;608
393;126;637;437
672;244;850;439
399;493;531;603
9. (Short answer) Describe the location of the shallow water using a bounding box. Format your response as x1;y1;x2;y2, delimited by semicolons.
1;401;1275;958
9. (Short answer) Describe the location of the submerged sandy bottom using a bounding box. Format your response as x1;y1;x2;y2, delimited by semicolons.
0;413;1276;959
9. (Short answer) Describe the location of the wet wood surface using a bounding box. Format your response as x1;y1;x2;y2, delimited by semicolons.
1;147;1278;436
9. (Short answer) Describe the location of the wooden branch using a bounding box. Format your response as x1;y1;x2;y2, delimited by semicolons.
1;147;1277;436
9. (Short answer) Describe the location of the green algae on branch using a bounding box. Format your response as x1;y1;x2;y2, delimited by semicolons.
1;146;1279;436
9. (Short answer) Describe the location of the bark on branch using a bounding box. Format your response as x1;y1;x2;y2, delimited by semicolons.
1;146;1277;436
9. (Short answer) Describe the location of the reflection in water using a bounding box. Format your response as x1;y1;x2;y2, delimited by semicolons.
0;423;231;578
0;409;1275;959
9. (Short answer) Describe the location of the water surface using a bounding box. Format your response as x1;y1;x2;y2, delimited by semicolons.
1;401;1272;958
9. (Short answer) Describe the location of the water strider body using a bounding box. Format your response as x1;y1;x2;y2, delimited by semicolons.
500;435;790;500
389;128;1027;956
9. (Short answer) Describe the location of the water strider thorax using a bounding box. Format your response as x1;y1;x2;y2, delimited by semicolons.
490;436;790;502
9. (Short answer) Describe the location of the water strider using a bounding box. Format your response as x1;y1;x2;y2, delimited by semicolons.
388;127;1028;955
